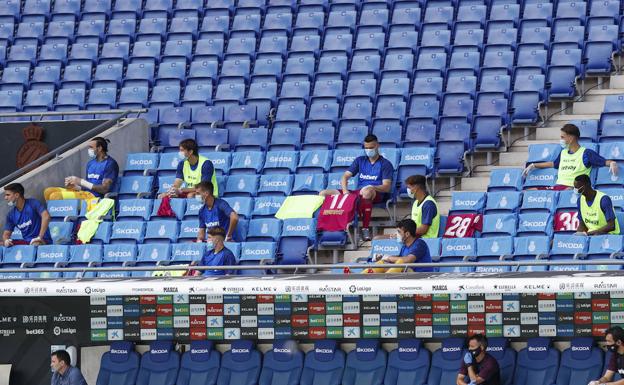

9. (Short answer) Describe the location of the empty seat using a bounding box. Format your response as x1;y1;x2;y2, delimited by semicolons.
96;341;140;385
342;340;386;385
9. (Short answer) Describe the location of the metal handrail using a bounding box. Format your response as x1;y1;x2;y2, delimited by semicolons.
3;258;624;274
0;109;146;186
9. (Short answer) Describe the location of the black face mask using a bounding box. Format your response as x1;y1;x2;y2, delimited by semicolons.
608;344;619;353
469;347;482;358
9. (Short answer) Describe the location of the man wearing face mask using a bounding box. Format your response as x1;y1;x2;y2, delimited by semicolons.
319;134;394;241
195;181;239;242
457;334;500;385
158;139;217;199
191;226;237;276
365;219;432;273
405;174;440;238
50;350;87;385
574;174;620;235
588;326;624;385
2;183;52;246
44;137;119;203
523;124;618;190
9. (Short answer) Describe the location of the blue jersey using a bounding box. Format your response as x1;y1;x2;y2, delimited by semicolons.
553;148;606;169
198;198;234;231
347;155;394;189
4;199;52;243
400;238;433;272
85;156;119;197
420;200;438;225
200;246;237;275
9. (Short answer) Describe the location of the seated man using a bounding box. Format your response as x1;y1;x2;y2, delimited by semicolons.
192;226;237;276
159;139;217;199
51;349;87;385
44;137;119;205
588;326;624;385
457;334;501;385
574;174;620;235
523;123;618;190
365;219;433;273
319;134;393;241
195;181;239;242
3;183;52;246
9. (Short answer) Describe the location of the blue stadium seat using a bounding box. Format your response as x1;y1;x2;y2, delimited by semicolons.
144;220;179;243
96;341;140;385
247;218;282;242
427;338;466;385
520;190;558;213
514;338;560;385
135;341;180;385
482;213;517;237
586;235;624;270
439;238;476;272
259;340;304;385
134;244;170;275
449;191;486;214
47;199;81;221
66;244;102;277
171;242;204;264
486;338;516;385
549;234;588;270
292;173;326;195
556;338;604;385
225;175;259;197
176;341;220;385
118;176;154;199
217;340;262;385
485;191;521;214
0;245;36;279
342;340;386;385
49;222;74;244
110;221;146;244
517;212;554;237
300;340;345;385
384;339;430;385
118;199;153;221
523;168;558;189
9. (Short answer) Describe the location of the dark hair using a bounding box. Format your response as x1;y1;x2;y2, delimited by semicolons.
196;181;214;195
606;326;624;343
561;123;581;138
574;174;591;187
405;175;427;190
179;139;198;156
4;183;24;197
51;350;71;366
396;219;417;237
468;334;488;349
364;134;378;143
91;137;110;153
208;226;226;238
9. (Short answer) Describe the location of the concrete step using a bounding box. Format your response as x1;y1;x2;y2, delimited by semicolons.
535;126;563;140
499;151;527;166
549;113;600;121
609;75;624;89
473;165;523;177
460;176;491;191
572;101;606;115
509;139;557;152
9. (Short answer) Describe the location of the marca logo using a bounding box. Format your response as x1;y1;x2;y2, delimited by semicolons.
432;285;448;291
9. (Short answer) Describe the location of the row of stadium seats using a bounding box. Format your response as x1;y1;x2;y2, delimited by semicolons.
97;337;618;385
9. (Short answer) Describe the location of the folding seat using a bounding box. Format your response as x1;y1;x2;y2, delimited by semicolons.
136;17;168;41
48;222;74;244
96;342;140;385
289;34;321;57
488;3;520;28
522;3;553;28
260;150;297;174
292;173;326;195
547;49;582;100
192;105;224;127
335;124;367;149
372;121;402;148
167;16;198;41
1;66;31;89
29;244;69;278
510;76;545;126
511;235;549;270
224;174;259;197
257;174;294;196
246;218;282;243
155;61;186;87
396;147;435;185
584;235;624;270
107;18;137;42
237;241;276;274
584;25;620;75
279;80;310;103
449;191;486;214
149;197;185;221
475;236;513;272
427;338;467;383
148;84;181;108
481;49;514;75
93;62;124;88
258;34;288;57
8;43;39;66
168;242;203;264
551;25;584;51
15;21;45;42
162;39;193;63
519;26;551;52
438;119;472;154
419;29;451;51
445;75;477;98
51;0;80;16
135;341;180;385
0;245;36;279
252;196;285;218
90;221;113;244
483;191;520;214
595;167;624;189
402;120;436;148
181;84;212;107
23;0;51;18
391;1;421;26
110;221;146;244
554;338;603;385
300;340;345;385
214;82;245;104
133;244;171;275
0;90;22;111
523;168;557;189
268;126;301;151
143;220;179;243
36;42;67;66
294;7;324;32
220;58;251;82
217;341;261;383
131;40;162;63
175;341;220;385
192;38;224;63
485;27;518;50
176;218;199;241
87;87;117;109
456;5;486;29
30;65;61;89
517;212;554;237
117;199;153;221
67;42;100;66
415;51;447;78
328;149;361;173
513;338;560;385
99;244;137;276
117;175;154;199
117;86;149;109
225;36;257;58
520;190;557;213
453;29;484;52
263;8;293;32
77;19;106;42
326;171;357;191
386;31;418;55
548;234;588;271
231;8;261;35
24;89;54;111
554;1;587;25
83;0;111;16
327;9;357;31
341;340;386;385
316;53;349;80
354;30;385;54
55;88;85;110
295;150;331;174
480;213;517;237
322;32;354;55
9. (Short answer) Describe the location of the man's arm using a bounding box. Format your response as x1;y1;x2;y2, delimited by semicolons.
196;227;205;242
226;212;238;241
416;201;437;237
370;178;392;194
38;210;51;240
595;369;615;384
588;196;617;235
384;253;416;264
456;373;469;385
340;171;353;194
588;219;615;235
533;161;555;169
89;178;113;195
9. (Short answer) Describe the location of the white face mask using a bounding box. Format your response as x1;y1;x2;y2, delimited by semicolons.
560;139;568;149
87;148;96;158
195;194;203;203
407;189;415;199
574;186;584;195
178;151;187;160
396;233;403;244
7;200;14;207
364;148;377;158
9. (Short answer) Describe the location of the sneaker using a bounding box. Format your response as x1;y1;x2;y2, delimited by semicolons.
361;227;372;241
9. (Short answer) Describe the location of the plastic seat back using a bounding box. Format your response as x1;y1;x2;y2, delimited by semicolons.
384;339;430;385
514;338;559;385
176;341;220;385
96;341;140;385
217;340;261;385
556;337;603;385
136;341;180;385
259;340;304;385
428;338;465;385
342;340;386;385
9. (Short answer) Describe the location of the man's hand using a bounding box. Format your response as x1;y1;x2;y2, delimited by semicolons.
463;352;473;365
225;235;233;242
588;381;600;385
574;231;588;236
3;239;13;247
341;188;349;195
65;176;81;186
522;163;536;177
610;162;619;176
29;237;43;246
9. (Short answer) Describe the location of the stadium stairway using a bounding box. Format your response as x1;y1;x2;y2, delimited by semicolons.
341;74;624;265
